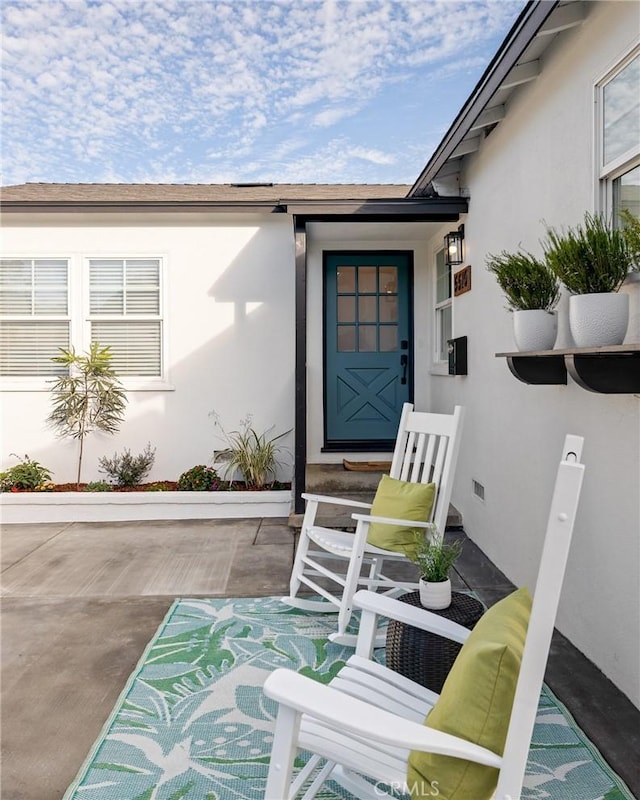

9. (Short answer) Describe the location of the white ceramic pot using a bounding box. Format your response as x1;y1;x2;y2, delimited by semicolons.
419;577;452;610
513;309;557;352
569;292;629;347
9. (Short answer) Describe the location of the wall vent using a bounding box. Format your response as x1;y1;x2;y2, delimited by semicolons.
472;479;485;502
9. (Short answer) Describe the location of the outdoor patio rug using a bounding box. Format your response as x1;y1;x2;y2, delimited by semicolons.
63;597;634;800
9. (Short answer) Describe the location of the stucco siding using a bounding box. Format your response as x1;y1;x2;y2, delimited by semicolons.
427;2;639;705
0;213;296;484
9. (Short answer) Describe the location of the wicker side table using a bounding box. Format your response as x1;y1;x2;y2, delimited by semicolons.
385;591;484;693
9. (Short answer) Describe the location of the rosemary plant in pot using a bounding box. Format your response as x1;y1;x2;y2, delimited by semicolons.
412;527;463;610
543;212;637;347
486;250;560;351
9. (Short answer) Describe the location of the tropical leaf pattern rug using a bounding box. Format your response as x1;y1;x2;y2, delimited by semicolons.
63;597;633;800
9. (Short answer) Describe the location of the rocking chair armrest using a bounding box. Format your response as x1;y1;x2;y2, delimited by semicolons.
351;512;435;529
354;590;472;644
301;492;373;510
264;669;502;768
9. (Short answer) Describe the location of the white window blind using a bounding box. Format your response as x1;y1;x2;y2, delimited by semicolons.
89;258;162;377
0;259;69;376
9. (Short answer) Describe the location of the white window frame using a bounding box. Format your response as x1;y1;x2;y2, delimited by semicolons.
0;253;171;391
433;246;453;372
0;256;71;388
595;41;640;219
83;255;169;390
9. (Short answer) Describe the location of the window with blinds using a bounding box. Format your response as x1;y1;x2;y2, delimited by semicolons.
88;258;162;377
0;258;70;376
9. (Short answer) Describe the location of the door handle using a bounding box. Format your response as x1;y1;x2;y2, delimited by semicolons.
400;354;408;385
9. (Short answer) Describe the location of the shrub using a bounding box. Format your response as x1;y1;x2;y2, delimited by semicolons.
178;465;219;491
84;481;113;492
486;250;559;311
98;443;156;487
543;212;635;293
48;343;127;489
0;454;53;491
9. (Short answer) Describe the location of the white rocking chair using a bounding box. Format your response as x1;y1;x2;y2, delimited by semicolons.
264;435;585;800
282;403;465;645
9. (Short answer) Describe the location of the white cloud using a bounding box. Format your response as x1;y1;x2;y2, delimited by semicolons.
0;0;522;185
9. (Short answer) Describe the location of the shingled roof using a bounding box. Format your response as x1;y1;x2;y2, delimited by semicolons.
0;182;411;204
0;181;471;220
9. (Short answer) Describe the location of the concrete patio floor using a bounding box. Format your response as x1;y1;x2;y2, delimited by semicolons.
1;519;638;800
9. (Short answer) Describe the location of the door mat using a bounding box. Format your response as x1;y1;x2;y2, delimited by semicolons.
342;459;392;471
63;597;635;800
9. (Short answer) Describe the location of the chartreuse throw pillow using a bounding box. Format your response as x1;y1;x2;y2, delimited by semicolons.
407;587;532;800
366;474;436;561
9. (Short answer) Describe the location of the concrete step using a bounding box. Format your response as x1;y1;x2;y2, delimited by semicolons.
289;463;462;531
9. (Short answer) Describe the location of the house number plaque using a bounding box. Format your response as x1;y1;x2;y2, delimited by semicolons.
454;265;471;297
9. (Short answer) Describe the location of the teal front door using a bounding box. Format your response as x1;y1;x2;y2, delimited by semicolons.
324;252;412;448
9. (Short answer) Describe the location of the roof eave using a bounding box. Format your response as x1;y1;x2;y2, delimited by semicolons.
409;0;560;197
0;196;468;219
0;201;287;213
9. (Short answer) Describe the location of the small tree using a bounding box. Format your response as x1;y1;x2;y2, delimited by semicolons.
48;343;127;489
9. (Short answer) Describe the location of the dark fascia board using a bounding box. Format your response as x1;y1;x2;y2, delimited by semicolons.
0;201;287;214
409;0;559;197
285;197;468;219
1;196;468;219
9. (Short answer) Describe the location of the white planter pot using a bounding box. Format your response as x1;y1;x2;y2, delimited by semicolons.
569;292;629;347
513;309;557;352
419;577;452;610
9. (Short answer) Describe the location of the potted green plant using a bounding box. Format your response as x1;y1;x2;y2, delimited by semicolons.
543;212;637;347
411;527;463;610
486;250;560;351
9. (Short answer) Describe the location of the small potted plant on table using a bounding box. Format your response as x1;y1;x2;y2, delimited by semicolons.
486;250;560;351
412;528;463;610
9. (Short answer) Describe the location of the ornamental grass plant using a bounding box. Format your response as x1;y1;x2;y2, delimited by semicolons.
211;412;291;489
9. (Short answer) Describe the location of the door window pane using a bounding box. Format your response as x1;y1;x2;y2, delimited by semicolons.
337;326;356;352
358;266;377;293
379;326;398;352
337;296;355;323
337;266;355;293
358;296;377;322
379;295;398;323
380;266;397;295
358;326;377;351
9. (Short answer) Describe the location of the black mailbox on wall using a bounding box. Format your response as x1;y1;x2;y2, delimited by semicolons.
447;336;468;376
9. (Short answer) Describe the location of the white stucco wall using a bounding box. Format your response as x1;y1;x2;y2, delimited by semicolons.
0;212;296;484
426;2;639;705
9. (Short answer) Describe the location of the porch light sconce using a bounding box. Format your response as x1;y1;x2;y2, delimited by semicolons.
445;224;465;267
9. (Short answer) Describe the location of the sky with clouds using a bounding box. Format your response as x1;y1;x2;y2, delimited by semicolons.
1;0;523;186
